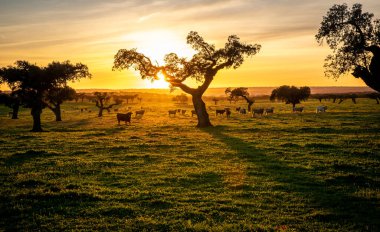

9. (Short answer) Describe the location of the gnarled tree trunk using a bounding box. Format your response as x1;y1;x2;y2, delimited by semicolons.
192;92;212;128
53;104;62;121
31;107;43;132
11;103;19;119
353;46;380;93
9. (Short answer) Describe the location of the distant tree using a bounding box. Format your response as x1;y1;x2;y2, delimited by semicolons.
94;92;122;117
114;31;261;127
211;97;219;105
75;93;86;102
0;61;91;131
316;3;380;92
270;86;311;108
124;94;138;104
0;91;20;119
225;87;255;111
45;86;76;121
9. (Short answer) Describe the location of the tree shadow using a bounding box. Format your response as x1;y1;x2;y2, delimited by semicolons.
202;126;379;230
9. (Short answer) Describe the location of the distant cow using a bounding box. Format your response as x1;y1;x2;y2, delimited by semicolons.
252;108;264;116
239;108;247;114
316;106;327;113
265;107;274;115
236;107;241;112
117;112;133;125
114;108;119;112
169;110;177;117
293;107;304;113
216;109;226;116
226;108;231;118
135;110;145;118
177;109;181;113
181;109;186;115
191;110;196;117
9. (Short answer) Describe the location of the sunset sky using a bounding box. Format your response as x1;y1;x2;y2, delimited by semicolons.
1;0;380;90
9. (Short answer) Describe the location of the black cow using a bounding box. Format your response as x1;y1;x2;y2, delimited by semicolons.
117;112;133;125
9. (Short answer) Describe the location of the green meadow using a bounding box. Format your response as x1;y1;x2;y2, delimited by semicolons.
0;96;379;231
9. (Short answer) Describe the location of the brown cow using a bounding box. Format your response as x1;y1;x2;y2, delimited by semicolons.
117;112;133;125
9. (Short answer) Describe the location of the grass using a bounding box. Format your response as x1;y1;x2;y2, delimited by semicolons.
0;97;379;231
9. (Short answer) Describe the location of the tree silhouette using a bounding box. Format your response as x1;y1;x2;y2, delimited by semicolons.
45;86;76;121
0;61;91;132
270;86;310;108
94;92;122;117
316;3;380;92
114;31;261;127
0;91;20;119
225;87;255;111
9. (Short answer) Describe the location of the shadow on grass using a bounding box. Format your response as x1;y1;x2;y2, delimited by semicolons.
4;150;61;166
202;125;379;230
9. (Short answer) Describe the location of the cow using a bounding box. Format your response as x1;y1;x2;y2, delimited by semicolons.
216;109;226;116
252;108;264;116
265;107;274;115
239;108;247;114
181;110;187;115
177;109;181;113
225;108;231;118
114;108;119;112
169;110;177;117
316;106;327;113
236;107;241;112
191;110;196;117
293;107;304;113
135;110;145;118
116;112;133;125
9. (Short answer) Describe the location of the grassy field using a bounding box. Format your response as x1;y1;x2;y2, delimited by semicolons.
0;96;379;231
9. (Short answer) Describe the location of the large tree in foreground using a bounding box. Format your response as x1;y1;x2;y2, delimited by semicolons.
114;31;261;127
0;61;91;131
225;87;255;111
270;86;310;109
316;3;380;92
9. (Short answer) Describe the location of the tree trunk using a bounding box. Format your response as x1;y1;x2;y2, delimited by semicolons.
31;107;43;132
247;102;253;112
11;103;19;119
98;108;103;117
192;93;212;128
53;104;62;121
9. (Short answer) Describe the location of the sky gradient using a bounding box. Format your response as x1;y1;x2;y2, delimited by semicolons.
1;0;380;89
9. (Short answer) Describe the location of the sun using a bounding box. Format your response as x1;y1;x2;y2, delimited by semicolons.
144;72;170;89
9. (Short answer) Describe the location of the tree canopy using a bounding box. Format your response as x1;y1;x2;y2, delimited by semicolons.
114;31;261;127
225;87;255;111
316;3;380;92
270;86;311;108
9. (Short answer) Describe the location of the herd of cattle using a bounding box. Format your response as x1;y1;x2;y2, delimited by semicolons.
115;105;328;124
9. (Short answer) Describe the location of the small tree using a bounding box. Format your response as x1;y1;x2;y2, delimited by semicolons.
114;31;261;127
94;92;122;117
270;86;310;109
45;86;76;121
316;3;380;92
225;87;255;111
211;97;219;105
0;60;91;131
0;91;20;119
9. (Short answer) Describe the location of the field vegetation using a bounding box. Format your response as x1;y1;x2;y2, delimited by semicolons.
0;94;379;231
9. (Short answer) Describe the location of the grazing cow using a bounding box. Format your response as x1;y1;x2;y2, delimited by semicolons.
80;108;83;112
226;108;231;118
181;109;186;115
168;110;177;117
135;110;145;118
216;109;226;116
88;110;92;113
316;106;327;113
252;108;264;116
177;109;181;113
293;107;304;113
265;107;274;115
191;110;196;117
236;107;241;112
239;108;247;114
116;112;133;125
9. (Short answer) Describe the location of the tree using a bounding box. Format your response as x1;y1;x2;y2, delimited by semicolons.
45;86;76;121
225;87;255;111
211;97;219;105
270;86;310;108
0;91;20;119
0;61;91;132
94;92;122;117
114;31;261;127
316;3;380;92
